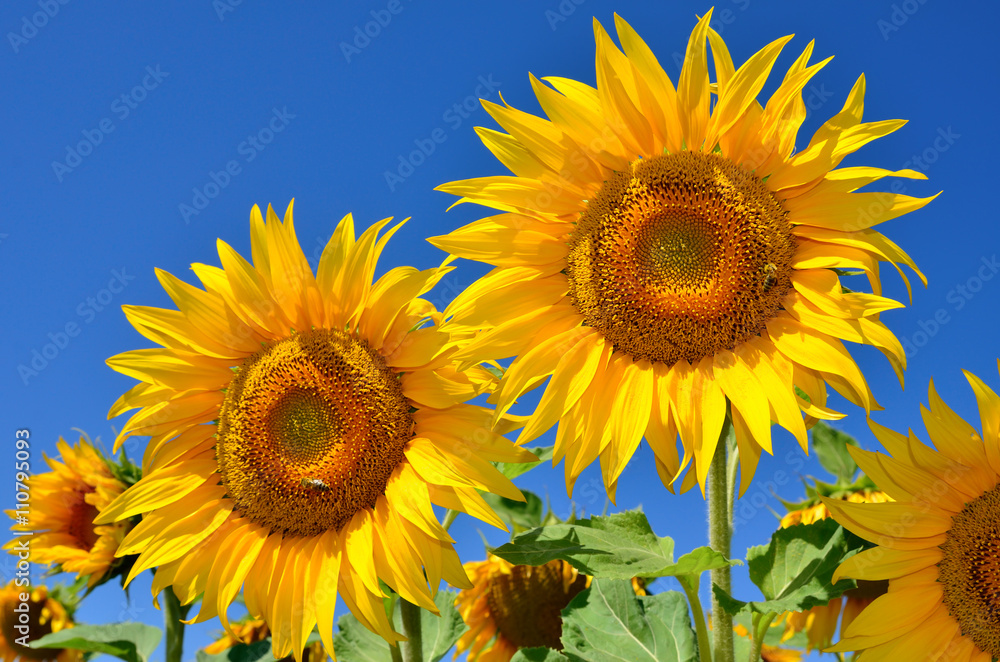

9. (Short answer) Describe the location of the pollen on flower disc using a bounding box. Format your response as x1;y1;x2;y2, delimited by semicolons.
216;328;413;537
937;483;1000;656
566;151;796;365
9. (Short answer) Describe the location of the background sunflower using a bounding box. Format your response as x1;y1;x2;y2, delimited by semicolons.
4;436;137;589
0;583;81;662
826;371;1000;661
2;2;989;661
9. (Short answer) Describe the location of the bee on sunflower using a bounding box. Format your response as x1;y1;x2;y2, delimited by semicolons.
431;10;933;500
97;203;537;660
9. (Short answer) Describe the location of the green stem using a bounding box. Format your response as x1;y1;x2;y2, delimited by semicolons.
709;415;736;662
162;588;190;662
441;508;458;532
390;637;404;662
386;594;404;662
399;598;423;662
748;612;778;662
679;578;714;662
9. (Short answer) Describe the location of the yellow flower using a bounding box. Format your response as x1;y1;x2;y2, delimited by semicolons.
454;556;589;661
4;437;130;588
778;488;889;650
430;12;932;499
454;556;651;661
203;618;324;662
97;203;537;661
0;583;81;662
825;369;1000;660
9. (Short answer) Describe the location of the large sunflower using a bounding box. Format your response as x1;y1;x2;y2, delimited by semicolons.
4;437;131;588
778;488;890;651
0;583;81;662
97;203;536;660
824;369;1000;661
430;11;933;497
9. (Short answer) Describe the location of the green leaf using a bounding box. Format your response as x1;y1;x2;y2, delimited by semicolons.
482;490;544;532
810;422;860;484
419;591;468;662
330;614;387;662
666;546;741;577
713;518;863;616
497;446;554;480
560;580;698;662
492;510;676;580
196;640;276;662
31;623;162;662
511;649;571;662
332;590;467;662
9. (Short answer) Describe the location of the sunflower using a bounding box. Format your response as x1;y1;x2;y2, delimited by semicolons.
824;369;1000;661
454;555;590;661
455;555;651;661
4;437;132;588
0;583;81;662
778;487;890;651
97;203;537;661
203;618;324;662
430;11;933;498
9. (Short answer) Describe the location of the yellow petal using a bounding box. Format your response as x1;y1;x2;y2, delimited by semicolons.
833;546;940;583
830;584;941;651
677;9;714;148
963;369;1000;476
604;357;654;486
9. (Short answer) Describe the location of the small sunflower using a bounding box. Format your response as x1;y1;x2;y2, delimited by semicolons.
825;369;1000;660
4;436;132;588
203;618;324;662
454;555;590;661
455;555;650;661
98;203;537;661
0;583;81;662
430;11;933;498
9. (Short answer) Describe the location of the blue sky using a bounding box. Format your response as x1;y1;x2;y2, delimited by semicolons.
2;1;997;660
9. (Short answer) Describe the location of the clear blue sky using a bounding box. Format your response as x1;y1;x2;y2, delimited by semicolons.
2;1;997;660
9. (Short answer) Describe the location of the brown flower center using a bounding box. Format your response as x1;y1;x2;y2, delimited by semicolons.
67;496;100;550
566;151;795;365
217;329;413;537
485;560;588;650
938;482;1000;656
1;592;65;661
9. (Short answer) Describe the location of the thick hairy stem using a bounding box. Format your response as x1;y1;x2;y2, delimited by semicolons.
399;598;424;662
162;588;189;662
709;416;736;662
